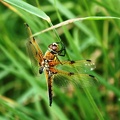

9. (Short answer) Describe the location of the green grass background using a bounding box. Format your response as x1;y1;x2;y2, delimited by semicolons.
0;0;120;120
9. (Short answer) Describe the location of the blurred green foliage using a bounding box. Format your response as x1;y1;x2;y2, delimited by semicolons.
0;0;120;120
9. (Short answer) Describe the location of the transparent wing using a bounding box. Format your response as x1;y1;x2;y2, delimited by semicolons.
53;69;98;88
25;23;43;75
26;40;40;75
58;60;96;74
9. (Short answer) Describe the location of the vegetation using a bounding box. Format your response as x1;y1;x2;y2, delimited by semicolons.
0;0;120;120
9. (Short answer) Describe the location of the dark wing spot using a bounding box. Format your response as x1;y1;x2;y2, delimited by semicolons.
53;71;57;74
36;51;38;55
33;37;35;42
25;23;29;27
68;72;74;76
29;41;32;44
86;60;91;62
89;75;95;78
70;61;75;64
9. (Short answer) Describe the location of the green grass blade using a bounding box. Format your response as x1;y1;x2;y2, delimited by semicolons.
3;0;50;21
0;98;33;120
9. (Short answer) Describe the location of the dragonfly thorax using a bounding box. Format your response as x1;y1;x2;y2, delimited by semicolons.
39;59;50;74
42;59;49;68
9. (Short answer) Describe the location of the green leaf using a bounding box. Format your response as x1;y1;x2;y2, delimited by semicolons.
3;0;50;22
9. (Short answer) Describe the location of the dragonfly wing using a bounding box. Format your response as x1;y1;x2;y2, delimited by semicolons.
53;69;98;88
25;23;43;75
26;40;40;75
58;60;96;74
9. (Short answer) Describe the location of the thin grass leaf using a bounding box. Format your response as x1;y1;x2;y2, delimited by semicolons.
32;16;120;37
3;0;50;22
0;98;33;120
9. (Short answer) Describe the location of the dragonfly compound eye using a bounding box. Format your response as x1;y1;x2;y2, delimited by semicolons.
48;43;59;54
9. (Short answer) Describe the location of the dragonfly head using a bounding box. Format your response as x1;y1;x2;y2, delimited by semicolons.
48;42;66;56
48;42;59;54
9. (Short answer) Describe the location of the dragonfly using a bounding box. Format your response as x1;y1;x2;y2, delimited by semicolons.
25;23;97;106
